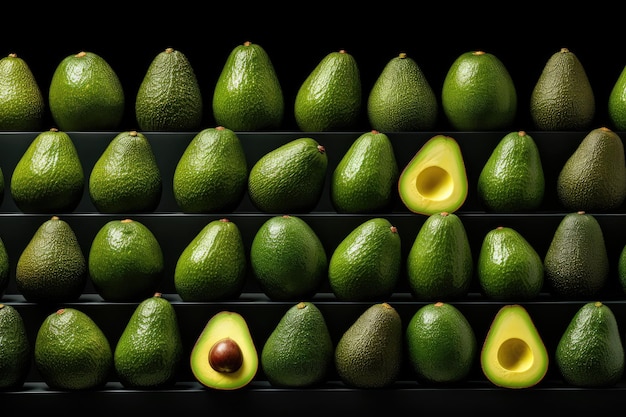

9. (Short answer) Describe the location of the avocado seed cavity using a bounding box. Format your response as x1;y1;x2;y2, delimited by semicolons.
209;337;243;373
415;166;453;201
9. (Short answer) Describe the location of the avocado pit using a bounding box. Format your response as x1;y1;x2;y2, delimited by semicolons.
209;337;243;373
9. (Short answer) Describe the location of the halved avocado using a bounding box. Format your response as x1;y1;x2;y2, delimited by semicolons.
190;310;258;390
398;135;468;215
480;304;549;389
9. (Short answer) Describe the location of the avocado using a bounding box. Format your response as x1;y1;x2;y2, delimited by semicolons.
248;137;328;213
556;126;626;212
480;304;549;389
48;51;124;131
135;47;203;131
173;126;248;213
555;301;624;387
34;307;112;390
174;218;246;301
405;302;477;384
261;301;333;388
330;130;399;213
608;63;626;130
114;293;183;388
294;49;362;132
530;47;595;131
190;310;258;390
477;131;545;212
544;211;609;299
477;226;544;300
441;50;517;131
89;130;162;213
0;236;10;299
10;128;84;213
0;53;45;131
250;215;327;301
15;216;86;303
406;211;473;300
212;41;284;131
618;244;626;294
328;217;401;301
88;218;164;302
367;52;438;131
334;302;402;389
398;135;468;215
0;304;31;389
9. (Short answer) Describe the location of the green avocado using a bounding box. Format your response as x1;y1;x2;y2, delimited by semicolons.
0;53;45;131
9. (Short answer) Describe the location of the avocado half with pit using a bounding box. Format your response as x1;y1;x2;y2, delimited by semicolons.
190;310;258;390
398;135;468;215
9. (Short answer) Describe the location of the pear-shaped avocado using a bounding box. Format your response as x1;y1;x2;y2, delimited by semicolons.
114;293;183;389
480;304;549;389
477;131;545;212
544;211;609;299
173;126;248;213
135;47;203;131
190;310;258;390
334;302;402;388
406;211;473;300
328;217;401;301
10;128;84;213
88;218;164;302
261;301;333;388
16;216;86;303
34;307;112;390
398;135;468;215
406;302;477;384
331;130;399;213
294;49;362;132
530;47;595;130
212;41;284;131
0;236;10;299
556;127;626;212
248;137;328;213
367;52;438;131
89;130;162;213
250;215;327;301
608;63;626;131
555;301;624;387
477;226;544;300
0;304;31;389
174;218;246;301
441;50;517;131
49;51;124;131
0;53;45;131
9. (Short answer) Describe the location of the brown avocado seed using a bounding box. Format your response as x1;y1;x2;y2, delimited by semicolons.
209;337;243;373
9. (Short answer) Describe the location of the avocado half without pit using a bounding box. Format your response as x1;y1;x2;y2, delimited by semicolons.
190;311;258;390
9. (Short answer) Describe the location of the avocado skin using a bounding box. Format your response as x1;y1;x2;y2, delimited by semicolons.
0;304;31;389
0;53;45;131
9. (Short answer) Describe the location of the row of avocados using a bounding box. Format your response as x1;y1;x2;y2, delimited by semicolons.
1;297;623;391
4;45;626;134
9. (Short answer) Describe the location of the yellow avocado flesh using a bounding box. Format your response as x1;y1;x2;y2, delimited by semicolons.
190;311;258;390
480;304;549;389
398;135;468;215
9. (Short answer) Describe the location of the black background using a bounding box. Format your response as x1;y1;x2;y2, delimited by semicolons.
1;5;623;132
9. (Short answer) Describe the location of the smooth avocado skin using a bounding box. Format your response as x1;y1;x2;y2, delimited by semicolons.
406;302;477;384
557;126;626;212
190;311;258;390
135;47;203;131
480;304;549;389
398;135;468;215
556;301;624;387
10;128;85;213
294;49;362;132
331;130;399;213
212;41;284;131
34;308;113;391
0;53;45;131
441;50;517;131
477;131;545;212
530;47;595;131
608;64;626;130
0;304;31;389
261;301;333;388
49;51;125;131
